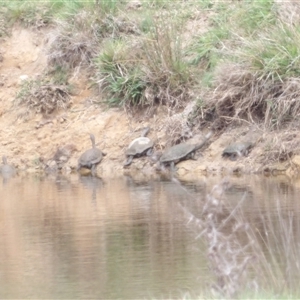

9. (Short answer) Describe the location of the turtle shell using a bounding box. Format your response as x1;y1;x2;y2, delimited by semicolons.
160;143;196;163
125;137;154;157
78;148;103;168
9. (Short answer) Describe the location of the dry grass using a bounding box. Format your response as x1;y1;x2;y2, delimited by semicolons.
189;1;300;135
259;129;300;164
197;63;300;130
163;100;196;146
176;178;300;298
0;9;9;37
94;16;193;109
275;1;300;26
15;79;71;115
141;18;192;107
178;179;256;298
47;13;99;70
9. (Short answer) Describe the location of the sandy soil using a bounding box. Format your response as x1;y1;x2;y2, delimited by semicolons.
1;27;300;180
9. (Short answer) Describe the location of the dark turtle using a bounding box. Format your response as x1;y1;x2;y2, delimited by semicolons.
222;142;253;161
159;131;212;171
124;127;154;166
78;134;105;176
0;156;16;177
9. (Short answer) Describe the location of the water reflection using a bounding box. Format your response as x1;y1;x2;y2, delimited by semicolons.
79;175;104;203
0;174;300;298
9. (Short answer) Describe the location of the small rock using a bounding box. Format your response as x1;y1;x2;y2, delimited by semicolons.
292;155;300;167
18;75;29;85
68;157;78;170
177;168;187;176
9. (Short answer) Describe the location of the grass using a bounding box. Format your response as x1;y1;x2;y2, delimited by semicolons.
4;0;300;138
94;40;147;107
1;0;96;27
140;18;192;106
3;0;194;111
15;77;71;115
201;22;300;129
187;0;300;132
94;17;192;108
47;16;98;70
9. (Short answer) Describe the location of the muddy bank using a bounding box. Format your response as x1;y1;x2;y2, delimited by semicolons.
1;28;300;180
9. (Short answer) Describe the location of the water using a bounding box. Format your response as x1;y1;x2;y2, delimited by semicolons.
0;174;300;298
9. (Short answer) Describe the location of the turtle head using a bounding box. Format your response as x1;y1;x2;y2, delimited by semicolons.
89;133;96;147
141;126;150;137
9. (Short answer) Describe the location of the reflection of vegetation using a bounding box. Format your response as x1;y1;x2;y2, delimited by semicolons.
2;175;300;298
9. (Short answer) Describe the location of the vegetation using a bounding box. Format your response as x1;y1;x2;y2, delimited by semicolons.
94;40;147;107
192;1;300;130
1;0;300;152
2;0;300;297
177;177;300;299
15;78;71;115
94;18;192;108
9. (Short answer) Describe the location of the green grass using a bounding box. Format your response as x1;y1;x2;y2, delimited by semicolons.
188;0;300;129
245;26;300;79
189;26;230;70
233;0;276;35
94;40;147;107
46;65;69;85
94;16;192;108
4;0;300;127
0;0;123;27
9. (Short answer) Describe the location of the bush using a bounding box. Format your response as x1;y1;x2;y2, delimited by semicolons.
94;17;193;108
15;78;71;115
190;1;300;130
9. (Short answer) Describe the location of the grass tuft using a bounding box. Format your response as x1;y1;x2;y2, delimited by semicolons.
15;78;71;115
94;40;146;107
47;12;99;70
94;18;192;108
140;18;192;107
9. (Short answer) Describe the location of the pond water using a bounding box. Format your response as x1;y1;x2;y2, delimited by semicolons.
1;173;300;299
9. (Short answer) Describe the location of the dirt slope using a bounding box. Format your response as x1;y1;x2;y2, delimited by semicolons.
0;27;299;179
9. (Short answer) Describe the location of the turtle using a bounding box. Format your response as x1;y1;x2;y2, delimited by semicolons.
222;142;253;161
159;131;212;171
0;156;16;177
124;127;154;167
77;134;106;176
